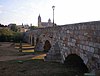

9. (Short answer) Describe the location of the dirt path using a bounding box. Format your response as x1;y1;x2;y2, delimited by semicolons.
0;54;46;61
0;42;46;61
0;55;34;61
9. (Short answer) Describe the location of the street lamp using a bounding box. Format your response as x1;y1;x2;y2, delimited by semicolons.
52;6;55;26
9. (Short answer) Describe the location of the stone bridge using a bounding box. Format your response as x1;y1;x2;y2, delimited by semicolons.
24;21;100;73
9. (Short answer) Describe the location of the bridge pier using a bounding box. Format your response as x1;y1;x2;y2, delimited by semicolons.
44;42;62;62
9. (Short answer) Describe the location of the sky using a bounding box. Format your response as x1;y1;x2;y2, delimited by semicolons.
0;0;100;26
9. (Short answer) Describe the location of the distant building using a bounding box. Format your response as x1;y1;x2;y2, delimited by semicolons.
17;24;30;32
8;23;30;32
38;14;53;28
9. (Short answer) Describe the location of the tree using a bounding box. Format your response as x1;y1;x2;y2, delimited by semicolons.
8;24;18;32
13;32;23;42
30;26;38;30
0;24;5;27
0;28;23;42
0;28;13;36
0;28;13;42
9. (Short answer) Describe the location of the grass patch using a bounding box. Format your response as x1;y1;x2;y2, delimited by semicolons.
15;46;34;49
32;54;46;60
22;49;34;52
15;43;32;47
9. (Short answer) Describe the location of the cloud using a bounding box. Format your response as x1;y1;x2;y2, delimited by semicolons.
0;5;3;14
0;10;2;14
0;5;3;8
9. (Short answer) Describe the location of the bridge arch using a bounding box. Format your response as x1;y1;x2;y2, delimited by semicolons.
43;40;51;52
64;54;89;73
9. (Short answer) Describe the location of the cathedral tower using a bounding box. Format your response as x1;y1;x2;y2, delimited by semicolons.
38;14;42;27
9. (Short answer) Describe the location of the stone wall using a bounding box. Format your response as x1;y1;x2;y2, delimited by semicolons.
24;21;100;72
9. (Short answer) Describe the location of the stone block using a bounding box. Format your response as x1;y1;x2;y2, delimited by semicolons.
89;47;95;53
79;44;83;49
62;54;65;60
80;53;88;64
94;43;100;48
97;37;100;43
67;49;71;55
94;54;100;58
84;32;88;36
85;46;90;51
86;51;93;59
80;41;85;44
65;47;69;50
65;52;67;57
82;45;86;50
94;48;99;54
80;49;84;53
77;44;80;47
71;43;75;46
88;42;94;47
85;41;89;45
72;38;76;43
68;42;71;46
67;30;70;33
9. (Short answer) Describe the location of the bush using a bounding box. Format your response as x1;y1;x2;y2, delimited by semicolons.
0;28;23;42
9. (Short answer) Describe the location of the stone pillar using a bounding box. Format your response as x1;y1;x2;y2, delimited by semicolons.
30;35;33;45
19;41;22;52
44;42;62;62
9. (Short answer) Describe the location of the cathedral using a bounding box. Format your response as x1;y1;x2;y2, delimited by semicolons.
38;14;53;28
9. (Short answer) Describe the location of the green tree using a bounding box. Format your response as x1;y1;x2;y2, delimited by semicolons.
30;26;38;30
0;28;13;42
0;28;24;42
13;32;23;42
9;24;18;32
0;28;13;36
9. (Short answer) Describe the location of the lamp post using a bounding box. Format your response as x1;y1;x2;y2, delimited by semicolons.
52;6;55;26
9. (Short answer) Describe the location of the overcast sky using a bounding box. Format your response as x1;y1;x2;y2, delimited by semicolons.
0;0;100;26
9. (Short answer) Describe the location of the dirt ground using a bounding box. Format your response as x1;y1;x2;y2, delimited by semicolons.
0;42;72;76
0;42;98;76
0;42;19;56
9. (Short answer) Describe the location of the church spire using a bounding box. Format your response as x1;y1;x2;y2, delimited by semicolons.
38;14;41;23
38;14;42;27
48;18;51;23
